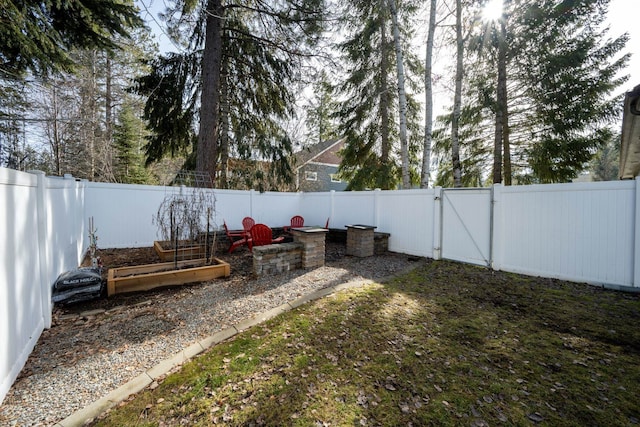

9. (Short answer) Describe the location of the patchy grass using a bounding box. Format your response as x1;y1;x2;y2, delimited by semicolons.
92;260;640;426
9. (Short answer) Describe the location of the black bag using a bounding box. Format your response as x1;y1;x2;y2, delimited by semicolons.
52;267;104;304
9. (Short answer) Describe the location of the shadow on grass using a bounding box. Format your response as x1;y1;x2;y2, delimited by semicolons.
93;260;640;426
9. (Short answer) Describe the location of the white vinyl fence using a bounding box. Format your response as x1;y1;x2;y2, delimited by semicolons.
0;169;85;403
2;167;640;404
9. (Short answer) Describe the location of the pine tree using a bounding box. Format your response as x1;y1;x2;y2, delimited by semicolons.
114;105;150;184
590;132;619;181
0;0;141;77
304;70;339;146
464;0;629;184
135;0;324;187
334;0;422;190
0;77;27;169
518;0;628;183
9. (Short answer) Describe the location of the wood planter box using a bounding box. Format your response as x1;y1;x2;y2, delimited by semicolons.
153;240;207;261
107;258;230;296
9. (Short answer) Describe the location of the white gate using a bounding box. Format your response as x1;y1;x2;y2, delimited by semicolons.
440;188;492;266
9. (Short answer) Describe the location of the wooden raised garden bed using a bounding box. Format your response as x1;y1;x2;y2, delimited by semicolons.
153;240;208;262
107;257;230;296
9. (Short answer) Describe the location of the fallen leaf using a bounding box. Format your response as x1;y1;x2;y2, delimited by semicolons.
528;413;544;423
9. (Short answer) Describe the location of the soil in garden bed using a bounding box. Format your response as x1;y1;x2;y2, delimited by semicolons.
74;245;254;312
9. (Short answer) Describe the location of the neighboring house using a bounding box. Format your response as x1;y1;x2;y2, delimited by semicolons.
294;138;348;192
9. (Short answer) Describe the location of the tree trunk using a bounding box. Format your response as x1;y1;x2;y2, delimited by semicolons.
500;18;511;185
493;18;507;185
421;0;437;188
379;0;391;170
451;0;463;188
196;0;223;186
105;52;115;182
52;87;62;176
219;66;230;189
388;0;410;189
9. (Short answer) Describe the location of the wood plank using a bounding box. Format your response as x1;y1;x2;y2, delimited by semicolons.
107;258;230;296
110;258;212;277
153;240;207;262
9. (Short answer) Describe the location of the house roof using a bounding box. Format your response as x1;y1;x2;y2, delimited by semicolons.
294;138;345;169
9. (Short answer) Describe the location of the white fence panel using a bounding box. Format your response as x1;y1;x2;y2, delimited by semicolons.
494;182;636;287
0;170;86;404
85;182;168;248
441;188;492;266
250;191;302;227
299;192;333;227
377;189;435;257
47;177;86;274
213;189;254;230
0;170;43;403
331;191;376;228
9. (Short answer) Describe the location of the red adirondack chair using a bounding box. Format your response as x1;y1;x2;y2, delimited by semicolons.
284;215;304;232
250;224;284;249
223;220;251;253
242;216;255;233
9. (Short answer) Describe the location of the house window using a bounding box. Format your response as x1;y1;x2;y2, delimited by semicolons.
330;174;341;183
305;171;317;181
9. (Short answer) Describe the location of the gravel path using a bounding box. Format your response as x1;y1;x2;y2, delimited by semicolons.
0;243;420;426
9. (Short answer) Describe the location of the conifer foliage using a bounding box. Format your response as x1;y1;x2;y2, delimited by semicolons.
454;0;629;184
334;0;422;190
135;0;325;189
1;0;142;76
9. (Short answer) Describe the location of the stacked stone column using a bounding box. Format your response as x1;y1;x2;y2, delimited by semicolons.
291;227;329;268
346;225;376;257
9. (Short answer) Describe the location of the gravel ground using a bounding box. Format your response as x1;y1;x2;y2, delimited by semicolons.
0;242;421;426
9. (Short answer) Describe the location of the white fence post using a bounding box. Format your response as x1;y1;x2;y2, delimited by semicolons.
635;177;640;288
374;188;381;228
330;190;335;227
32;171;52;329
249;189;255;218
433;186;442;260
491;184;502;271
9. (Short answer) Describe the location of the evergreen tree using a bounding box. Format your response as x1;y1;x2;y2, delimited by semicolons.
432;104;492;187
114;105;150;183
304;70;339;146
135;0;325;187
31;27;156;181
518;0;628;183
334;0;422;190
0;0;141;77
590;133;619;181
0;77;27;169
464;0;629;184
